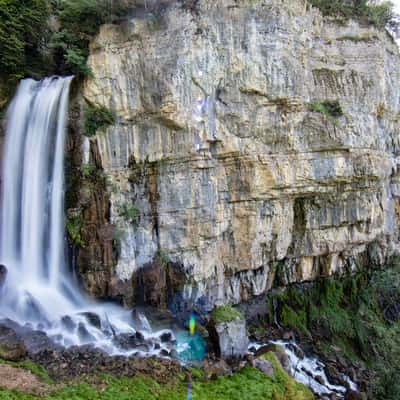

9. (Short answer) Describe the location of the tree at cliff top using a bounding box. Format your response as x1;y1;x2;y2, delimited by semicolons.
0;0;51;83
0;0;131;87
309;0;398;28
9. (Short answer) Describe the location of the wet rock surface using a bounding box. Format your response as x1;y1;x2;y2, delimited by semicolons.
0;265;7;289
0;323;27;361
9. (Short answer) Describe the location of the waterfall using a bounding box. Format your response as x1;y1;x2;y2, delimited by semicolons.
0;77;179;356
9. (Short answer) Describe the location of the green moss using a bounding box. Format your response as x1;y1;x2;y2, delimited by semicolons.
65;208;85;248
211;305;244;323
0;363;314;400
280;305;309;337
83;104;115;137
307;100;343;118
264;353;313;400
269;265;400;399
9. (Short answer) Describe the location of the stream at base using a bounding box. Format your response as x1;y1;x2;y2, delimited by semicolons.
249;340;357;398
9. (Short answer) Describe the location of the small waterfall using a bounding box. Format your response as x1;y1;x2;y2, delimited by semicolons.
0;77;179;356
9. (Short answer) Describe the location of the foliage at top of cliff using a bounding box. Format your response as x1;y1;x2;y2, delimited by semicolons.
0;0;51;82
0;0;398;93
309;0;398;29
0;0;131;91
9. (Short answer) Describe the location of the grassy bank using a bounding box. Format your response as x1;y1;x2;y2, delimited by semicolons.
266;260;400;399
0;354;313;400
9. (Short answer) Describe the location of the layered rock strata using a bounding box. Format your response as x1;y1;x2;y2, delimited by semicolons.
78;0;400;310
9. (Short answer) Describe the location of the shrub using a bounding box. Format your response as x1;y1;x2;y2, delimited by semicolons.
119;201;140;224
83;103;115;137
65;208;85;247
309;0;398;29
307;100;343;117
53;0;131;77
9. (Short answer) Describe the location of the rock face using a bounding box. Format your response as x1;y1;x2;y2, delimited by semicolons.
209;318;249;359
80;0;400;309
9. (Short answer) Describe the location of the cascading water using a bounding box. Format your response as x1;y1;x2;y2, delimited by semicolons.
0;77;186;357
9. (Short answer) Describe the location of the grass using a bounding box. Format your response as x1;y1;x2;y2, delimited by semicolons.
0;359;313;400
211;305;243;323
0;359;53;385
267;262;400;399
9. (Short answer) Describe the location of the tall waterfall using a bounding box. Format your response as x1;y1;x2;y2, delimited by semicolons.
0;77;175;356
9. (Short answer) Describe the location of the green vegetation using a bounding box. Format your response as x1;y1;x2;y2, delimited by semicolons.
268;261;400;399
116;201;140;225
65;208;85;247
309;0;398;29
0;0;51;85
155;249;169;269
0;359;312;400
264;353;313;400
211;305;243;323
0;0;131;92
81;163;96;179
336;33;377;42
307;100;343;118
83;103;115;137
52;0;130;78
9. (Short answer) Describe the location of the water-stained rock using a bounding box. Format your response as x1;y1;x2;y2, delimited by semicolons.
79;0;400;309
0;264;7;289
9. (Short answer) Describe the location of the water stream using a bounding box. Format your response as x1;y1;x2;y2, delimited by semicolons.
249;340;357;398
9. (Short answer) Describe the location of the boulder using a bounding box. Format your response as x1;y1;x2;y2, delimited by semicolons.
202;359;232;379
251;357;274;377
79;312;101;330
0;264;7;289
0;324;27;361
209;318;249;359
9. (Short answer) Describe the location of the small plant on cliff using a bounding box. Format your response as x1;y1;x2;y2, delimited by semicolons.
65;208;85;247
307;100;343;118
83;103;115;137
211;305;243;323
155;249;169;269
117;201;140;225
81;163;96;178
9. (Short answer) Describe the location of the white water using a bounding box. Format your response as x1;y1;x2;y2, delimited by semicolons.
249;340;357;398
0;77;177;356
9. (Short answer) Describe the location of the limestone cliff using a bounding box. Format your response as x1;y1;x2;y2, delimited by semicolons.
77;0;400;312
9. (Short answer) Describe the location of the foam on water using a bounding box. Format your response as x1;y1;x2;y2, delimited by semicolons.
249;340;357;398
0;77;181;357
